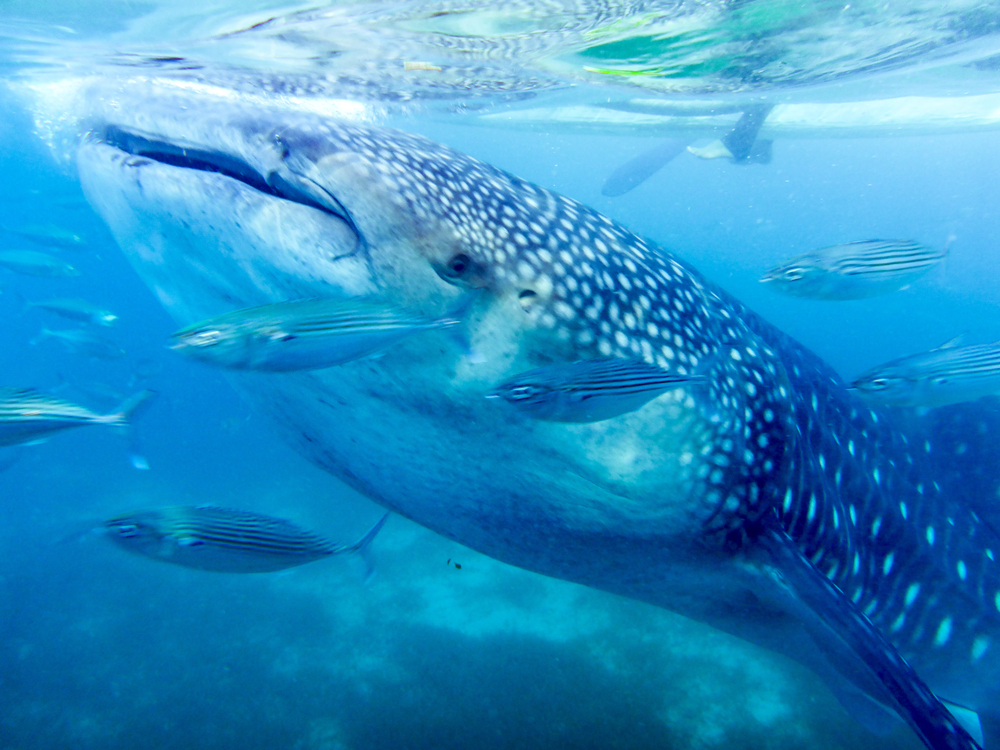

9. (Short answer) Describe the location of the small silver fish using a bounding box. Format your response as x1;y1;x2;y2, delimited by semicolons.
0;249;79;278
852;338;1000;408
31;328;125;359
27;298;117;326
0;388;154;447
489;357;704;423
170;296;470;372
103;506;388;573
760;239;947;300
2;223;87;249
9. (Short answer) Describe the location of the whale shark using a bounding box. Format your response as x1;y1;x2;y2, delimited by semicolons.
65;75;1000;750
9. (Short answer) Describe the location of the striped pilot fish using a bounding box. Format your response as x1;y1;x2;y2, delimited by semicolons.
760;239;947;300
27;298;118;326
489;357;704;422
0;387;154;447
103;506;388;573
170;296;469;372
852;338;1000;408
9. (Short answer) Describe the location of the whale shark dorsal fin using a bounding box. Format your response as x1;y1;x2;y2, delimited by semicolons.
756;525;983;750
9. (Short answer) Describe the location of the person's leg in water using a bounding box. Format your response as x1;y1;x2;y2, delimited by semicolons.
688;103;774;164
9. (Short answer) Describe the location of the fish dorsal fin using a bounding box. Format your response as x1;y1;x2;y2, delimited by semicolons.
935;333;967;350
191;505;286;526
756;524;982;750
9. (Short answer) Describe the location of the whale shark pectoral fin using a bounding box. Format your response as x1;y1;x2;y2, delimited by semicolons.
940;701;984;748
756;525;982;750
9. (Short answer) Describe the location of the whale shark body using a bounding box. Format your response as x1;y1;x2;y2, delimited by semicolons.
66;75;1000;750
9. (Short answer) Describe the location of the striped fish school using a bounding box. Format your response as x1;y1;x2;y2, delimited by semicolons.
853;338;1000;408
489;357;705;423
170;297;466;372
103;506;389;573
761;239;947;300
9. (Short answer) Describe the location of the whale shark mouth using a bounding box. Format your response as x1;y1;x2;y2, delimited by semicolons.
99;125;361;244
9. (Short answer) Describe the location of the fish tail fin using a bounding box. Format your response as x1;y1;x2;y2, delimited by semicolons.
685;352;723;396
107;389;157;427
105;390;157;470
347;512;389;582
29;328;51;346
929;234;956;285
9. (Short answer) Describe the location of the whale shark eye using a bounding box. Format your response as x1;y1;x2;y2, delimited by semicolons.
116;524;139;538
435;252;488;288
445;254;472;278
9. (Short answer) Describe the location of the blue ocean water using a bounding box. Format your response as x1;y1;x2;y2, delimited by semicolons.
2;3;1000;750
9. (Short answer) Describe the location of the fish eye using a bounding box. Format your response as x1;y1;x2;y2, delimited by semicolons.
508;385;540;401
444;253;472;278
116;524;139;538
868;377;895;390
189;329;223;347
263;327;294;343
782;267;804;282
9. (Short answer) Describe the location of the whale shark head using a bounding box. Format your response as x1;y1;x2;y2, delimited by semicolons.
77;97;792;589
